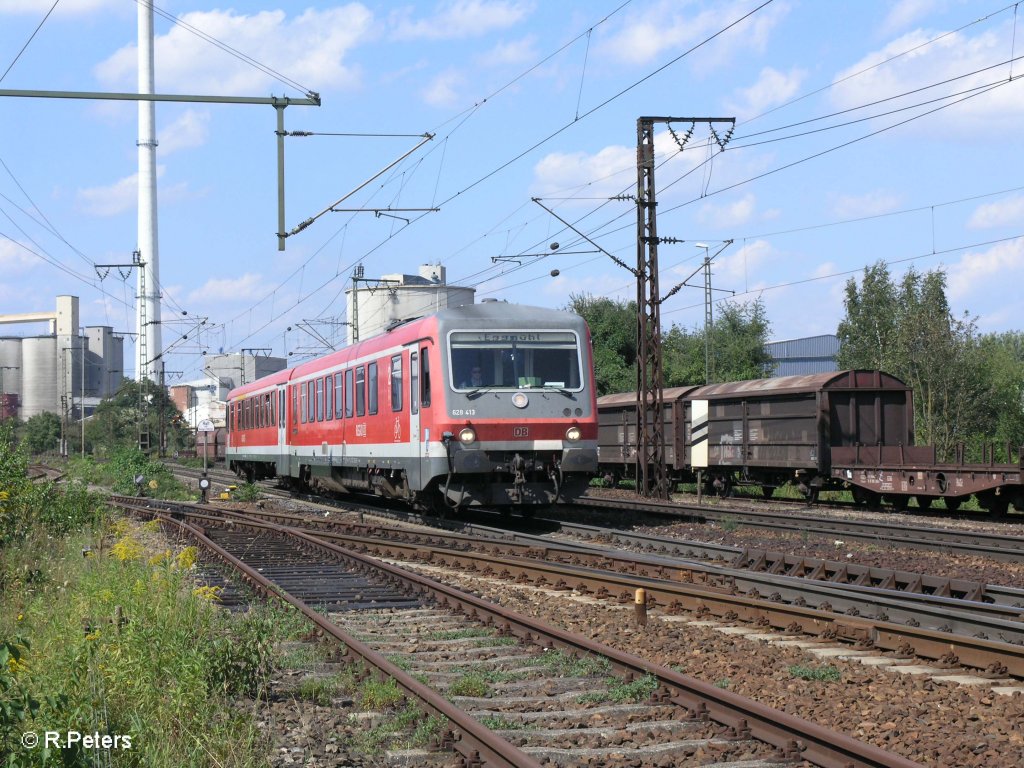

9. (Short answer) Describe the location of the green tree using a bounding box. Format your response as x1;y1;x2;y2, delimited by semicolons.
20;412;61;455
84;379;190;457
569;293;773;394
836;261;994;461
567;293;638;396
836;261;900;372
975;331;1024;453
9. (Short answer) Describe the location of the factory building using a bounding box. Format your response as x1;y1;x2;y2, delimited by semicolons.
345;264;474;344
765;334;840;377
0;296;124;422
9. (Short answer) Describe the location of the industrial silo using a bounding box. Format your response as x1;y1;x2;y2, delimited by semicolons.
0;337;22;398
21;336;59;418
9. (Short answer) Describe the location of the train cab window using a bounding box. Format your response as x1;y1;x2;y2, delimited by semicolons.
411;353;419;415
368;362;378;415
325;375;333;421
420;346;430;407
391;355;403;411
334;373;343;419
449;331;582;391
355;367;366;417
344;370;353;418
300;384;307;424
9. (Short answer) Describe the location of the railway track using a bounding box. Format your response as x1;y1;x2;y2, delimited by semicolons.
570;494;1024;562
111;494;920;768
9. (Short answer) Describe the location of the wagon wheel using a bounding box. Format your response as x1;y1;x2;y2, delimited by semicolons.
760;485;774;499
915;496;933;511
944;496;963;512
851;486;871;506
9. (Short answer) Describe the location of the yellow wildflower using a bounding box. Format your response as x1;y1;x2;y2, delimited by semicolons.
192;585;223;602
110;536;143;562
148;550;171;566
176;547;198;570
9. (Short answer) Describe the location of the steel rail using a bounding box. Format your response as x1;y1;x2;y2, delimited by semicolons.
126;497;1024;648
166;501;1024;632
117;498;920;768
573;496;1024;561
294;526;1024;677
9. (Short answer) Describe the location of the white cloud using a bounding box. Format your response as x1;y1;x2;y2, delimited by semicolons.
598;0;789;69
829;22;1024;136
422;69;466;107
832;191;903;218
389;0;532;41
74;166;189;216
480;35;538;67
967;194;1024;228
0;239;38;276
879;0;938;36
531;128;706;201
697;193;757;228
726;67;806;120
187;273;264;304
75;174;137;216
531;144;634;201
95;6;372;95
711;238;774;285
946;237;1024;300
159;110;210;155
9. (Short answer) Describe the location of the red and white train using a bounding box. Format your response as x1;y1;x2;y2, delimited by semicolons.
224;302;599;514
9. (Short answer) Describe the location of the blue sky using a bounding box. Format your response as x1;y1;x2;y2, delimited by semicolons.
1;0;1022;382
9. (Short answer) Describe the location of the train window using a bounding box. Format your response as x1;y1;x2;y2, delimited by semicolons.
368;362;378;415
256;397;262;429
448;330;582;391
279;390;285;428
265;393;272;427
334;372;343;419
244;399;250;430
292;386;299;429
307;381;315;423
345;369;353;418
325;375;333;421
316;378;324;422
411;352;419;415
355;366;365;417
420;346;430;407
300;384;307;424
390;355;403;411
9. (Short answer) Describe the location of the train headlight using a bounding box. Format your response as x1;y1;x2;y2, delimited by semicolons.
458;427;477;444
512;392;529;409
565;426;581;441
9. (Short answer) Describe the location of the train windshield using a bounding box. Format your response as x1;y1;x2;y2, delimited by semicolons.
449;330;582;391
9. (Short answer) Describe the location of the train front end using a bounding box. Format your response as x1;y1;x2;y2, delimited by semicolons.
427;303;598;512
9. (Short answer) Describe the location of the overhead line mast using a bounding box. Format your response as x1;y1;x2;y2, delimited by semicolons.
635;116;733;498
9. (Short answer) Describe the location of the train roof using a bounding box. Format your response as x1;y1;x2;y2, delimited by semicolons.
597;386;701;407
595;370;909;407
691;370;910;398
227;302;588;400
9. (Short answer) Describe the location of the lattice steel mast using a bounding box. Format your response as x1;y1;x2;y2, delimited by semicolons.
635;116;733;498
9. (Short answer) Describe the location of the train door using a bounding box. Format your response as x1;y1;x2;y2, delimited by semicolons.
409;350;421;480
277;385;287;471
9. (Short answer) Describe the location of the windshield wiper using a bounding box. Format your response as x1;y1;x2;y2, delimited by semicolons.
540;385;574;397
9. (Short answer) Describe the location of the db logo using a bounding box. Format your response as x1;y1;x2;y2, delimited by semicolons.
513;426;529;437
